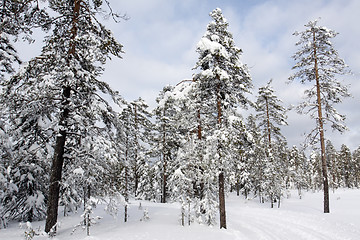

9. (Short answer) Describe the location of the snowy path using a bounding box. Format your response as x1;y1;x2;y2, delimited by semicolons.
226;191;360;240
1;189;360;240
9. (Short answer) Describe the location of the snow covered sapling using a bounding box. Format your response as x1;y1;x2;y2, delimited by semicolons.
289;19;351;213
140;208;150;222
168;167;193;226
72;198;101;236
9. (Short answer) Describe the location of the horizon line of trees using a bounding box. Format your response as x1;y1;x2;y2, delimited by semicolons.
0;2;356;234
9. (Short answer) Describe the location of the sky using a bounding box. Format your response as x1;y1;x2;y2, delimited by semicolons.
17;0;360;151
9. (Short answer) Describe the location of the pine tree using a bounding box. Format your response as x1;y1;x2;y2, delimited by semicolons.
338;144;352;188
288;146;308;199
0;0;50;82
289;19;351;213
325;140;340;191
192;8;252;228
1;0;124;233
152;86;180;203
245;114;266;202
255;80;288;206
352;146;360;187
0;0;50;225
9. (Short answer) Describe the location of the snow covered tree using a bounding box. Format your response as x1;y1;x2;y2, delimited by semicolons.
1;0;125;233
191;8;252;228
352;146;360;187
245;114;266;202
168;167;193;226
0;1;50;225
256;79;287;150
338;144;352;188
116;98;152;220
152;86;181;203
228;114;252;199
325;140;340;191
127;98;153;199
255;80;288;206
288;146;308;199
0;0;50;82
289;19;351;213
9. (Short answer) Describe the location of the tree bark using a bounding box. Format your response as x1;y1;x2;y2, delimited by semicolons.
161;116;167;203
313;30;330;213
265;97;272;150
45;86;70;233
218;172;226;229
216;82;226;229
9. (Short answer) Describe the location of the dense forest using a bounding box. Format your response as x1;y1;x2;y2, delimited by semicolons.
0;0;358;235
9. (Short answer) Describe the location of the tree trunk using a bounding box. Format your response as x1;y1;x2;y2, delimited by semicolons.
265;97;272;150
161;118;167;203
218;172;226;229
45;86;70;233
236;179;240;196
216;83;226;229
45;1;81;233
124;166;128;222
313;30;330;213
86;185;91;236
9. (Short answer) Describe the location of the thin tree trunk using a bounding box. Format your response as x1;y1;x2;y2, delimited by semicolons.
86;185;91;236
216;83;226;229
161;117;167;203
265;97;272;150
313;30;330;213
133;104;139;197
124;139;129;222
219;172;226;229
188;200;191;226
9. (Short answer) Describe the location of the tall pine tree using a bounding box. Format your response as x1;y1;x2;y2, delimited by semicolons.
289;19;351;213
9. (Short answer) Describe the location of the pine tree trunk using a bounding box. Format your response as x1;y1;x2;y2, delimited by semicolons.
124;166;128;222
45;86;70;233
86;185;91;236
236;179;240;196
161;157;167;203
313;30;330;213
216;83;226;229
161;121;167;203
45;1;80;232
219;172;226;229
265;97;272;150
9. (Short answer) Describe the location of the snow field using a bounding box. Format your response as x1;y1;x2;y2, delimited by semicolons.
1;189;360;240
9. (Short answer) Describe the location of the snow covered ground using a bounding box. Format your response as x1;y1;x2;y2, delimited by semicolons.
1;189;360;240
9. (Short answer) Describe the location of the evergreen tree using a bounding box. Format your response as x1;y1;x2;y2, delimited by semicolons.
152;86;181;203
245;114;266;203
289;19;351;213
191;8;252;228
338;144;352;188
255;80;288;206
352;146;360;187
325;140;340;191
0;0;49;226
0;0;49;82
1;0;125;233
288;146;308;199
116;98;152;220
